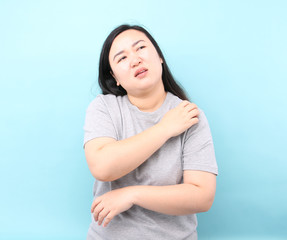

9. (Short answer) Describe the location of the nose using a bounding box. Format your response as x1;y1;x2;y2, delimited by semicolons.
130;53;142;68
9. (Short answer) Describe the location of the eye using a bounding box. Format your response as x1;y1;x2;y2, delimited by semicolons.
137;46;146;51
118;56;127;63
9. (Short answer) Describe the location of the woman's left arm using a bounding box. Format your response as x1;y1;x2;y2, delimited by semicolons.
92;170;216;227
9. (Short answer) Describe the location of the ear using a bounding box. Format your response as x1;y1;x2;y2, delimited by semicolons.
160;58;163;64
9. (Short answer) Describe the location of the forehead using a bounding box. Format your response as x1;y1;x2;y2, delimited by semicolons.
109;30;151;54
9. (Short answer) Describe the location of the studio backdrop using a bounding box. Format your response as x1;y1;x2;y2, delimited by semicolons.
0;0;286;239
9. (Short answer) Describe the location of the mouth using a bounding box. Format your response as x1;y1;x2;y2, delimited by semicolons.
134;68;148;78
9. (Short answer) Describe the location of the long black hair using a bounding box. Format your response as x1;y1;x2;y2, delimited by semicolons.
98;24;189;100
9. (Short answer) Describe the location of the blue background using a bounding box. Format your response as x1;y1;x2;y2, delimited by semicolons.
1;0;286;239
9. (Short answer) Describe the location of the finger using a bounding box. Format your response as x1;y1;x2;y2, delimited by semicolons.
103;212;114;227
93;204;104;222
98;209;110;226
188;108;200;118
185;103;198;112
179;100;190;108
91;198;101;213
189;117;199;126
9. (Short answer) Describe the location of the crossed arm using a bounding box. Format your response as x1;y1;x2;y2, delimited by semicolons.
84;101;217;227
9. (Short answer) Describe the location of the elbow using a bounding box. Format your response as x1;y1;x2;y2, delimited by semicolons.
91;171;109;182
90;163;123;182
201;200;214;212
90;167;116;182
86;153;118;182
200;194;215;213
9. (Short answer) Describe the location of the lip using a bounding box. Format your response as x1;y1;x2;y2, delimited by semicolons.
134;67;148;78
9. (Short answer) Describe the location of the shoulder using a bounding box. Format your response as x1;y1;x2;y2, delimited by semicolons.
87;94;116;107
197;108;209;126
86;94;126;112
165;92;183;108
184;108;212;142
166;92;207;120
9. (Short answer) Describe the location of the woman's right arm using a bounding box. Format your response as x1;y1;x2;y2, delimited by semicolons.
84;101;199;182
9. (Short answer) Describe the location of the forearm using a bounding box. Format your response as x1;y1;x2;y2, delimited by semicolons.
130;184;214;215
86;100;199;182
91;171;216;227
90;123;169;181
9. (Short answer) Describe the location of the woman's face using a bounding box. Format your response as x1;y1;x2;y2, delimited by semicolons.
109;29;163;97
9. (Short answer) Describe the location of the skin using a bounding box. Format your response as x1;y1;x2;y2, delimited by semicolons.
85;29;216;227
109;29;165;111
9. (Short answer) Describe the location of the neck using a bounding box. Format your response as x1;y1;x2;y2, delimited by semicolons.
127;85;167;112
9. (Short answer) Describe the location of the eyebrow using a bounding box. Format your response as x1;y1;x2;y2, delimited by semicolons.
113;40;145;61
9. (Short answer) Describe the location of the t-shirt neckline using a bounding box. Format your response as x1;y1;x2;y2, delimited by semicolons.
125;92;172;116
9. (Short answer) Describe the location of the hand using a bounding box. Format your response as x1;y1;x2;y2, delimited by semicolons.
159;101;199;138
91;187;134;227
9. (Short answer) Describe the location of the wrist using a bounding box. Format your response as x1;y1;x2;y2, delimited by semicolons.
155;121;172;141
127;185;142;206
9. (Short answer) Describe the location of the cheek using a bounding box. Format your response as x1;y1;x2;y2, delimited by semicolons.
112;64;130;80
149;50;162;65
151;55;163;73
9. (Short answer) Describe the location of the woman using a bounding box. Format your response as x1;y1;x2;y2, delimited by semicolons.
83;24;218;240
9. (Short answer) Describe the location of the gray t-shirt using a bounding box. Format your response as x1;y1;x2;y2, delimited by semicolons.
83;92;218;240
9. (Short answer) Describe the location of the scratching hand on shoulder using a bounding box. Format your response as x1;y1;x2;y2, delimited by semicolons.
159;101;199;138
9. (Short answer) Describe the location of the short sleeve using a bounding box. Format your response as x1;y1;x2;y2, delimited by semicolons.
182;109;218;175
83;95;117;146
